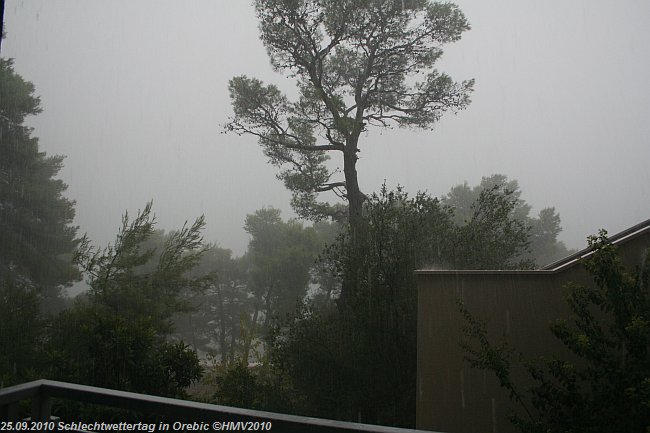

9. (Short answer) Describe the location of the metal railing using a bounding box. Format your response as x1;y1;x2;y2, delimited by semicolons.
0;380;436;433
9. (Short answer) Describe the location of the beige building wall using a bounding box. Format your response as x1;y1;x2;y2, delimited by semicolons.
415;222;650;433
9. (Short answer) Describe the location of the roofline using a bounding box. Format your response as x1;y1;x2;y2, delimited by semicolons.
415;218;650;275
541;217;650;270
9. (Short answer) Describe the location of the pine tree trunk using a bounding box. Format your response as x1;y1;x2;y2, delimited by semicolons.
343;137;363;228
341;137;363;300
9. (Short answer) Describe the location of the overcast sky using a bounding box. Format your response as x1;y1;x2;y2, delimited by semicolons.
3;0;650;257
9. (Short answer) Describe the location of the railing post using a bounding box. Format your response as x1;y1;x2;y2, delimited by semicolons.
31;393;51;422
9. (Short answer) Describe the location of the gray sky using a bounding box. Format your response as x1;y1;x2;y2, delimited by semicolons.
4;0;650;256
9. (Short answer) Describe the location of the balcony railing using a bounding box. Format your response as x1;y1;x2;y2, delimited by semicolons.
0;380;437;433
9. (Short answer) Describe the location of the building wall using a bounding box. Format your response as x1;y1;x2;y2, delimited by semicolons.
415;227;650;433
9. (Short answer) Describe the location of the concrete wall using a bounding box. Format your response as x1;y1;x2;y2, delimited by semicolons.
415;224;650;433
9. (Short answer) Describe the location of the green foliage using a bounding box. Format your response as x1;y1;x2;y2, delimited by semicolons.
0;58;80;299
266;184;532;427
443;174;530;223
0;282;44;386
450;182;533;269
172;208;331;367
226;0;473;222
461;232;650;433
201;354;303;416
212;361;259;409
308;219;344;306
0;58;79;387
167;179;544;424
269;302;353;419
45;203;208;397
528;208;570;267
74;202;210;334
152;341;203;396
443;174;572;267
244;208;320;322
261;188;450;424
240;208;322;362
175;245;251;362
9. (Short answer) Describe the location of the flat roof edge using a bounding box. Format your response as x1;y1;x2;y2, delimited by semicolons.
415;218;650;275
415;269;555;275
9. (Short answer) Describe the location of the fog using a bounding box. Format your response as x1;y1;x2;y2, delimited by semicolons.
4;0;650;256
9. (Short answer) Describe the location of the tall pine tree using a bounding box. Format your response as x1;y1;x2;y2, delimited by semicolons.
0;58;80;299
